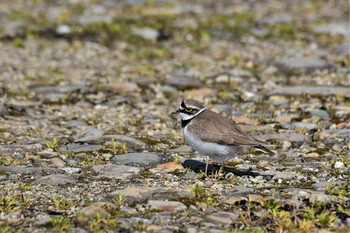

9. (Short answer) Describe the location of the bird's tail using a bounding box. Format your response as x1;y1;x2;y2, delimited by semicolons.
254;145;275;156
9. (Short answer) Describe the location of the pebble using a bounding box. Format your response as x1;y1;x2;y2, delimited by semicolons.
49;157;66;168
319;129;350;139
332;144;342;152
131;27;159;41
260;132;311;143
60;143;103;153
56;24;71;34
262;14;293;25
107;186;157;204
61;167;81;174
147;200;187;213
33;174;77;185
107;186;192;205
334;161;345;169
313;23;349;36
111;152;170;167
269;86;349;97
272;172;297;180
92;164;141;180
0;143;44;156
282;141;292;151
79;202;117;219
37;149;59;159
292;122;318;131
150;162;185;174
206;211;238;226
77;134;149;151
0;166;63;175
75;127;105;142
305;152;320;158
274;57;331;73
307;109;329;119
165;76;204;90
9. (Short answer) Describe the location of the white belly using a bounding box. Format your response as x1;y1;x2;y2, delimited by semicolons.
183;127;243;162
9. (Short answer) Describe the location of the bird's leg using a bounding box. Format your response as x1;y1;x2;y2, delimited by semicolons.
205;155;209;176
220;162;225;174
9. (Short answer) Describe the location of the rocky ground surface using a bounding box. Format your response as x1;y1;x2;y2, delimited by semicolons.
0;0;349;232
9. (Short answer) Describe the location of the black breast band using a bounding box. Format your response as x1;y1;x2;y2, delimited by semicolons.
181;119;191;128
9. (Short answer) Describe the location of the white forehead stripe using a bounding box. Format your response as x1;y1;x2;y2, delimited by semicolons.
185;104;200;109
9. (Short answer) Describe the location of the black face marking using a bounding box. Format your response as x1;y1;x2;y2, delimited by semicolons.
181;101;186;109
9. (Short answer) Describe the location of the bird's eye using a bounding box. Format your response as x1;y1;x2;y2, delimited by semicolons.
185;108;192;112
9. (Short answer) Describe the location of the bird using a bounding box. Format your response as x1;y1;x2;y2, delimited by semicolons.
172;99;274;175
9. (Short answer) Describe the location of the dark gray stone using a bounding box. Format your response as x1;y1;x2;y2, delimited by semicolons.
106;186;192;205
147;200;187;213
307;109;329;119
269;86;349;97
262;14;293;25
77;134;149;151
75;128;105;142
206;211;239;226
259;132;312;142
272;172;297;180
59;143;103;153
165;76;203;90
33;174;77;185
30;84;89;94
292;122;318;131
313;23;349;36
320;129;350;139
0;166;63;175
66;120;86;128
111;152;170;167
0;143;43;156
274;58;332;73
92;164;141;179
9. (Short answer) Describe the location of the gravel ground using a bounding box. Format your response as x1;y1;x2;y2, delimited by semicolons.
0;0;349;232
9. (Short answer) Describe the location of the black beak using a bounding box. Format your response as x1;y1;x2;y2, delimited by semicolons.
171;109;180;114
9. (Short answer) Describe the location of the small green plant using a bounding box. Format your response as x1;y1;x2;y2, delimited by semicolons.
52;197;77;211
45;138;60;150
0;227;26;233
326;183;350;198
316;210;337;227
49;216;72;231
189;184;218;207
13;37;24;48
131;221;149;232
19;183;32;192
190;184;207;199
273;210;294;232
338;205;350;216
84;213;119;231
104;139;127;155
113;194;126;206
297;219;313;233
0;195;19;213
172;154;181;164
82;155;91;165
167;130;177;141
303;207;317;220
258;196;281;212
66;150;75;157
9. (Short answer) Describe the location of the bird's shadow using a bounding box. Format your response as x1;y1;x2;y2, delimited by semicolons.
182;159;273;179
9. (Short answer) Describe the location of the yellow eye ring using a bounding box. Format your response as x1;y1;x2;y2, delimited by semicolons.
185;108;192;112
